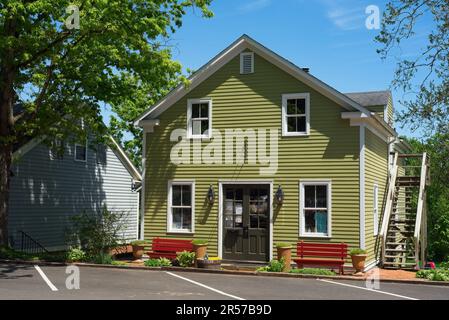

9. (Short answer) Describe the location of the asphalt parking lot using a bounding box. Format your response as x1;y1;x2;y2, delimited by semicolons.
1;262;449;300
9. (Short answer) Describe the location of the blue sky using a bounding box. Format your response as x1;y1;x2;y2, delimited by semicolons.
152;0;431;138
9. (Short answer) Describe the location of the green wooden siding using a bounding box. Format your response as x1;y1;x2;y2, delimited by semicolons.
144;51;362;259
364;130;389;263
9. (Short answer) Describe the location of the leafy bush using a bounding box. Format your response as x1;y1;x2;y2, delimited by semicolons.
66;207;126;256
290;268;336;276
275;242;292;248
439;261;449;270
0;246;29;260
192;239;208;246
176;251;195;267
91;252;114;265
256;258;285;272
144;258;172;267
66;248;86;262
416;269;449;281
349;248;367;255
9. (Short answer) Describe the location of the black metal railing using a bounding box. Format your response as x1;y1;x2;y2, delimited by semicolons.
18;230;48;254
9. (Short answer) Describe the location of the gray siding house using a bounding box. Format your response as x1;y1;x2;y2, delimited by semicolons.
9;136;141;252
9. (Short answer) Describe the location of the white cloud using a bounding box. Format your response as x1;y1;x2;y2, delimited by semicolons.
319;0;366;31
237;0;272;14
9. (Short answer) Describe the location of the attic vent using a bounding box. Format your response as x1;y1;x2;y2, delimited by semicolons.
240;52;254;74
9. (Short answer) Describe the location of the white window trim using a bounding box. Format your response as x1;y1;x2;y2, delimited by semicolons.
282;93;310;136
373;184;379;236
299;180;332;238
167;180;195;234
187;98;212;139
74;140;87;162
240;52;254;74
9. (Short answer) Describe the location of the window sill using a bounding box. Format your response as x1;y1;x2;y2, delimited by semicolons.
282;132;310;137
299;234;331;239
166;230;195;235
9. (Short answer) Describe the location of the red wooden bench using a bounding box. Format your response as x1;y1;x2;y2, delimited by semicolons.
147;237;193;260
293;241;348;275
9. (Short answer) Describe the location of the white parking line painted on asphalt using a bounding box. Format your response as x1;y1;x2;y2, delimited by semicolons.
318;279;418;300
34;265;58;292
166;272;245;300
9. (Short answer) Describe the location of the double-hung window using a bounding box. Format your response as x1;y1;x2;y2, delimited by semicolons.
74;140;87;162
282;93;310;136
300;181;331;237
168;181;195;233
187;99;212;139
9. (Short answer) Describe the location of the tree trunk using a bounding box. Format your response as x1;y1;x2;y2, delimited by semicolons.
0;146;11;246
0;17;17;247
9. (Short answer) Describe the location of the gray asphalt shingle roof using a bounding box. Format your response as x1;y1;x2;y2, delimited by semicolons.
344;90;391;107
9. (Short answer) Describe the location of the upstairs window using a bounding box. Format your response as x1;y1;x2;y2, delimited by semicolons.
282;93;310;136
240;52;254;74
187;99;212;139
74;141;87;162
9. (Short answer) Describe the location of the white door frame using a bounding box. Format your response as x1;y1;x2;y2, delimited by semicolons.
218;179;274;261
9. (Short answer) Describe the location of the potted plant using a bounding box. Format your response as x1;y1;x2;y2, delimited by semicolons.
350;248;367;274
197;257;222;270
130;240;148;260
192;239;208;267
276;242;292;272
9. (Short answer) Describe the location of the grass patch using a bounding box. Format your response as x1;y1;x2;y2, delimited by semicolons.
290;268;336;276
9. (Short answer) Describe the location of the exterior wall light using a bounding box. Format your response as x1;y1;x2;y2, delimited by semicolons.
207;184;215;205
275;185;284;204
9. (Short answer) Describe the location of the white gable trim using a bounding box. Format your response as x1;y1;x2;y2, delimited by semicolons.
134;35;372;126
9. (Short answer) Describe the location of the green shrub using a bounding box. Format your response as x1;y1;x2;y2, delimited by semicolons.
416;269;449;281
144;258;172;267
290;268;336;276
0;246;29;260
65;207;126;256
349;248;367;255
275;242;292;248
159;258;172;267
256;258;285;272
144;259;162;267
91;252;114;265
176;251;195;267
439;261;449;270
192;239;208;246
66;248;86;262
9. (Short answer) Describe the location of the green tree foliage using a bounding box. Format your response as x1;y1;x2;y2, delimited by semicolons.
0;0;213;245
376;0;448;134
407;134;449;261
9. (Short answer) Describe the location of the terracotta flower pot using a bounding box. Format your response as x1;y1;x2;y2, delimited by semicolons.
351;254;367;273
132;245;145;260
277;246;292;272
192;243;208;267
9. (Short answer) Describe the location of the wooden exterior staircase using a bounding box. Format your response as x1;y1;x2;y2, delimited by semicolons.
379;153;430;270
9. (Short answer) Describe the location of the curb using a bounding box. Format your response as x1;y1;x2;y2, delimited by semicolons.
2;258;449;287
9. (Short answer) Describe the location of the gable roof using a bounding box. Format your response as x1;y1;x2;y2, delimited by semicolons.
13;135;142;182
344;90;391;107
134;34;373;125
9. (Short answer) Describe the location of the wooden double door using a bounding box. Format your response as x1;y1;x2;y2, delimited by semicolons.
222;185;270;262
